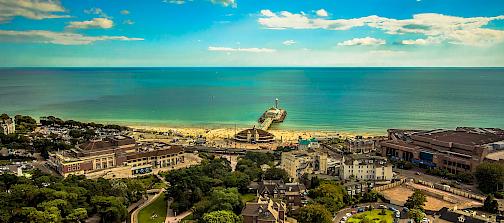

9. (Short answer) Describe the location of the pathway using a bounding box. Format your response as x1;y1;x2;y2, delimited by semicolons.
165;211;192;223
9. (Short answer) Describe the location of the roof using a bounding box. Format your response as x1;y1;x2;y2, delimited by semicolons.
438;207;491;223
344;154;388;165
126;146;184;160
414;128;504;147
79;136;136;151
235;128;274;138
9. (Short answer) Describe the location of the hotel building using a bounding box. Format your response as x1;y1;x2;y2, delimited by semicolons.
49;136;184;177
339;154;393;182
380;127;504;174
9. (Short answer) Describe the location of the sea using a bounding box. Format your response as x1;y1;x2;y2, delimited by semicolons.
0;67;503;135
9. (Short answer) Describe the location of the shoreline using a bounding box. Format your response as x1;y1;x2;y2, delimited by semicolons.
127;125;382;143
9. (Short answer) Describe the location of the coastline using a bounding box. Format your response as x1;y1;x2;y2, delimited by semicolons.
127;125;382;143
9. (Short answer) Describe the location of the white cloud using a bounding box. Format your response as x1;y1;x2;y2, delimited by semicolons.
165;0;188;4
260;9;276;17
258;10;504;46
316;9;328;17
0;30;143;45
211;0;236;7
338;37;386;46
163;0;236;7
120;10;130;15
208;46;276;53
0;0;69;22
282;40;296;46
67;18;114;29
401;37;442;45
84;8;109;18
123;19;135;25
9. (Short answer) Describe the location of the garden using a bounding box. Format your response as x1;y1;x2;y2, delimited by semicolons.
347;209;394;223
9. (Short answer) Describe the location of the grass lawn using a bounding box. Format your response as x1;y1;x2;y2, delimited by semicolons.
347;210;394;223
138;193;167;223
241;193;257;203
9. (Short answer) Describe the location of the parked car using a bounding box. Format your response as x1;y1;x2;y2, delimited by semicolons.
346;213;352;217
351;210;357;215
403;207;409;213
379;205;387;209
357;208;365;213
421;217;430;223
395;211;401;218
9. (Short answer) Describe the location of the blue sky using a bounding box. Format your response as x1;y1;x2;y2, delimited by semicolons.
0;0;503;66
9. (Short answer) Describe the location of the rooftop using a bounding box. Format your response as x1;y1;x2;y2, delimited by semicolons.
415;128;504;146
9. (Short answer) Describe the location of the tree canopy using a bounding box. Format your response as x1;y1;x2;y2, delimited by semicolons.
475;162;504;194
201;210;241;223
404;190;427;211
297;204;333;223
0;171;147;223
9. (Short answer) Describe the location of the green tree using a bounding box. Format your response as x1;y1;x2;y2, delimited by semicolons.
475;162;504;193
0;113;9;120
309;183;345;213
484;195;499;213
297;204;332;223
223;171;251;193
263;167;290;182
408;209;426;223
201;210;241;223
91;196;127;223
64;208;87;223
404;190;427;211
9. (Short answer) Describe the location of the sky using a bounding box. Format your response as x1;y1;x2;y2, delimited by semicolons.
0;0;504;67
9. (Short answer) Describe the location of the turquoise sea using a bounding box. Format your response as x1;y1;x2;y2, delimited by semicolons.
0;68;503;134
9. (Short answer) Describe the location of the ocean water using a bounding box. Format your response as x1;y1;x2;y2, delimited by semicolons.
0;67;503;134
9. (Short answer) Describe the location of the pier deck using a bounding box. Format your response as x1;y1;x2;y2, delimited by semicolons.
260;118;273;130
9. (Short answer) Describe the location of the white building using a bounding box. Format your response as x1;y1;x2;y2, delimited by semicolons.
1;118;15;135
339;155;393;182
281;150;328;181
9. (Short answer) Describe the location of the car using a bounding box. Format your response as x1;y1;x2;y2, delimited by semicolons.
357;208;365;213
415;172;421;175
402;207;409;212
351;210;357;215
422;217;430;223
389;206;398;212
379;205;387;209
395;211;401;218
342;216;348;221
346;213;352;217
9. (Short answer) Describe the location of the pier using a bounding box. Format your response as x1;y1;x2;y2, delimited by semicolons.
257;98;287;131
260;117;273;130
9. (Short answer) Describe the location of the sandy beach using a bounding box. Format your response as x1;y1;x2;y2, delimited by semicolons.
128;125;380;144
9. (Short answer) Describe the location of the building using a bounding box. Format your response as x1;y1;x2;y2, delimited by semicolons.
339;154;393;182
298;138;320;150
280;150;328;181
344;138;375;154
126;146;185;175
242;196;286;223
380;127;504;173
49;136;185;177
250;180;307;209
0;117;15;135
343;181;374;196
234;127;275;143
437;207;493;223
